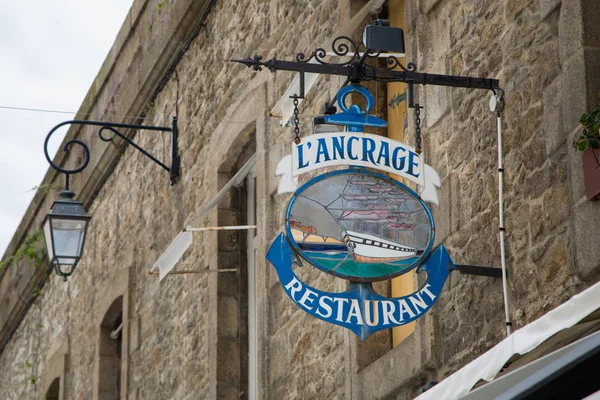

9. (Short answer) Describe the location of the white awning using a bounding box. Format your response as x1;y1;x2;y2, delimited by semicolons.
151;154;258;281
414;280;600;400
270;0;390;125
457;329;600;399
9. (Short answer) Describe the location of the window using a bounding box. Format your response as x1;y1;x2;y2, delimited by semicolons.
98;296;124;400
45;377;60;400
216;151;257;399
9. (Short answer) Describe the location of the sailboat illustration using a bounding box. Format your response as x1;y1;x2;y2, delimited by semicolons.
287;170;432;280
328;176;425;263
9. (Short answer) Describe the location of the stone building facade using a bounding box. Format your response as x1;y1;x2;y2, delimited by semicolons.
1;0;599;399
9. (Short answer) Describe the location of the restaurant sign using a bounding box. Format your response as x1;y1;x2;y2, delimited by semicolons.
267;85;456;340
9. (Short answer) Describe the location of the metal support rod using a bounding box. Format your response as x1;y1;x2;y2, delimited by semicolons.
170;116;179;185
299;72;306;98
407;82;418;108
233;57;500;91
452;265;503;278
492;95;512;336
110;322;123;339
183;225;257;232
99;125;171;172
149;268;239;275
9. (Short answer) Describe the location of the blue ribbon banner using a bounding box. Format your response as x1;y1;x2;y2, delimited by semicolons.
267;233;454;340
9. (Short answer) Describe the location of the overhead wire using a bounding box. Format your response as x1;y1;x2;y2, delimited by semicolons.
0;103;322;126
0;104;158;121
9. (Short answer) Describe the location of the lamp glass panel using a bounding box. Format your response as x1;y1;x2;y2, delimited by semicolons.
43;218;54;261
51;218;87;264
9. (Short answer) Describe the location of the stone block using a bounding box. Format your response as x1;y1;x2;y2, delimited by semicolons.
129;315;140;354
541;186;569;232
217;295;239;338
268;327;292;383
216;338;240;384
538;0;561;20
537;238;569;285
560;50;588;138
572;199;600;282
511;255;540;297
217;381;239;400
433;176;451;244
505;0;529;20
582;0;600;47
353;332;424;399
523;168;551;200
425;85;450;128
584;48;600;107
543;76;565;155
421;0;443;15
531;235;552;261
566;129;587;201
558;0;583;63
217;270;240;296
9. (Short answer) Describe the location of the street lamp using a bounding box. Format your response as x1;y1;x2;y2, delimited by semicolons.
42;118;179;280
42;190;91;280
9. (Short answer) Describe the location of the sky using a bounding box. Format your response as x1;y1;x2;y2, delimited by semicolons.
0;0;134;256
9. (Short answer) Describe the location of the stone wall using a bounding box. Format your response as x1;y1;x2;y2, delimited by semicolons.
0;0;354;399
377;0;600;397
1;0;600;399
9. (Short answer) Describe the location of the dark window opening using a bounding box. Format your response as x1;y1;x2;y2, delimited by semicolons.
99;296;123;400
45;377;60;400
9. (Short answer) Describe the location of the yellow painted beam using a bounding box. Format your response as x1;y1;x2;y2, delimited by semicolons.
387;0;416;347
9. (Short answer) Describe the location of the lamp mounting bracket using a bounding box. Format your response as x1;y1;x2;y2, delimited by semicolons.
232;36;500;92
44;117;180;188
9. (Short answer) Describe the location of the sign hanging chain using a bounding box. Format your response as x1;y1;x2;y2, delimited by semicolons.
407;82;423;154
293;95;301;144
414;106;423;154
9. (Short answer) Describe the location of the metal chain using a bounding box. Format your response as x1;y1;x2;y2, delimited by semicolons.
414;106;423;154
293;95;301;144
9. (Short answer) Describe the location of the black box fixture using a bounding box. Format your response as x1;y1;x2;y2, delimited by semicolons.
363;19;405;53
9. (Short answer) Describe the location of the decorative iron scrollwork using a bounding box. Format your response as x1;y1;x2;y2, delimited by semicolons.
385;55;417;72
295;36;381;67
44;131;91;177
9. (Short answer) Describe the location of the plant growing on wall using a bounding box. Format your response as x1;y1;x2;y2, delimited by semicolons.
573;106;600;151
574;105;600;200
0;229;46;272
18;360;40;386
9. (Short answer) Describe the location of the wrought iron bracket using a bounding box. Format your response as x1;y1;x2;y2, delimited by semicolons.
451;264;503;278
44;117;180;188
232;36;501;92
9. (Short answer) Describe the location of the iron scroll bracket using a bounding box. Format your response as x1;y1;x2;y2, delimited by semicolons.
44;117;180;189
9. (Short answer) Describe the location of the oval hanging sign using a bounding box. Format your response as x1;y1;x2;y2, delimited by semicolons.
285;169;434;282
266;84;455;340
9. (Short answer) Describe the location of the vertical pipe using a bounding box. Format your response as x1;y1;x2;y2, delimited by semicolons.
246;170;258;400
494;97;512;336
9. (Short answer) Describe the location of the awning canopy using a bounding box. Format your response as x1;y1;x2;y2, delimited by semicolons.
457;329;600;400
151;154;257;281
414;280;600;400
